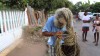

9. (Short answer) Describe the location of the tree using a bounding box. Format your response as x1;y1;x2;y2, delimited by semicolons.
0;0;73;18
79;2;90;11
27;0;73;19
0;0;27;10
91;2;100;13
71;1;82;14
0;0;73;11
72;0;91;14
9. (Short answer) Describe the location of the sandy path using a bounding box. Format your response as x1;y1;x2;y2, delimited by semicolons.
74;21;100;56
7;39;47;56
7;20;100;56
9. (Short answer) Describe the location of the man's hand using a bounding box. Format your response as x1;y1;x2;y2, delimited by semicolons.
55;31;63;38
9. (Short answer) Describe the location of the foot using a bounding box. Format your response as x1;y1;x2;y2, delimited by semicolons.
93;41;96;43
84;39;88;42
95;43;98;46
82;39;85;42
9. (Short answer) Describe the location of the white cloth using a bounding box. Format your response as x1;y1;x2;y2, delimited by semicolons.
82;16;90;27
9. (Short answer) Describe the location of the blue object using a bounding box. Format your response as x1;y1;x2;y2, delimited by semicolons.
42;16;67;46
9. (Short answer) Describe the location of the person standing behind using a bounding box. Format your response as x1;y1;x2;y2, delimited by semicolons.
82;11;91;42
92;15;100;46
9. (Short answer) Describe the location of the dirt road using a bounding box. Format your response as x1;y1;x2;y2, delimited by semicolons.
7;20;100;56
74;21;100;56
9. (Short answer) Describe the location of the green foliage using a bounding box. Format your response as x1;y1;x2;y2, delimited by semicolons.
79;2;90;11
0;0;73;11
71;1;82;14
27;0;73;12
91;2;100;13
0;0;27;10
72;1;91;14
33;26;42;32
71;0;100;13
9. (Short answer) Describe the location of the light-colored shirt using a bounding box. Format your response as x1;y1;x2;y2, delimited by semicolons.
42;16;67;46
82;15;90;27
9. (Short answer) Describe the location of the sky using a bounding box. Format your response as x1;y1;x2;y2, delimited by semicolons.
69;0;100;4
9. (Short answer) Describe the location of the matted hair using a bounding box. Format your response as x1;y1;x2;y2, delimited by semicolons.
54;7;73;28
55;8;79;56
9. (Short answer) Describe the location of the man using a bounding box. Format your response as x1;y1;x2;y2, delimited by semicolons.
82;11;91;42
42;8;73;56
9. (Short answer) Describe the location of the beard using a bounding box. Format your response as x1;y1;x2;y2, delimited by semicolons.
54;19;66;29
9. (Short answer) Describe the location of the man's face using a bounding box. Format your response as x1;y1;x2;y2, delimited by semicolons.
58;18;66;26
54;17;66;28
84;12;87;16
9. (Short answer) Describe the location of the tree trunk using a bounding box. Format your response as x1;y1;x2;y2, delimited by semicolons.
44;10;48;21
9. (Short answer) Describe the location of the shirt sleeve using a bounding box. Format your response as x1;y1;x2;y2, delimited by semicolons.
42;17;53;32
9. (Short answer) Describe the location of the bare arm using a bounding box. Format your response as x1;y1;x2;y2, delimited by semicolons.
92;21;96;31
83;20;90;23
42;31;56;37
42;31;63;38
92;25;95;31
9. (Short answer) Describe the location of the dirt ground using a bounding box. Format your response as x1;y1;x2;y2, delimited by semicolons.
74;20;100;56
7;38;48;56
6;20;100;56
7;26;48;56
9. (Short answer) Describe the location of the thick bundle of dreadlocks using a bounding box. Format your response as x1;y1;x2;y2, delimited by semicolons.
55;8;80;56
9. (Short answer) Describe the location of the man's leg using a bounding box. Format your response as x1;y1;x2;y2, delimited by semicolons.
82;31;85;41
48;45;53;56
52;46;55;56
95;32;99;46
49;45;55;56
84;31;88;41
93;32;96;43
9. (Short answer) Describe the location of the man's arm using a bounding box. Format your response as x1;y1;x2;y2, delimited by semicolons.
42;31;63;38
83;20;90;23
42;16;54;37
92;20;96;31
92;24;95;31
42;31;56;37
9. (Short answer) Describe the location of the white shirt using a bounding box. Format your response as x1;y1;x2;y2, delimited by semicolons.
82;15;90;27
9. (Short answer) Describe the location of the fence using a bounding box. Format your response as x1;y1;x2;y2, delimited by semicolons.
0;6;47;52
0;9;28;52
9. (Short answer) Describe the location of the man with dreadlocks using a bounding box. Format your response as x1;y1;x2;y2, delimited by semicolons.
42;8;79;56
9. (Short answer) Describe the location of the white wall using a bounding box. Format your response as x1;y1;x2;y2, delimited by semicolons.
0;9;28;52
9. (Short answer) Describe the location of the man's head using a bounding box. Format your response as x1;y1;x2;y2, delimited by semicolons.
96;14;99;19
84;11;87;16
54;8;73;28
